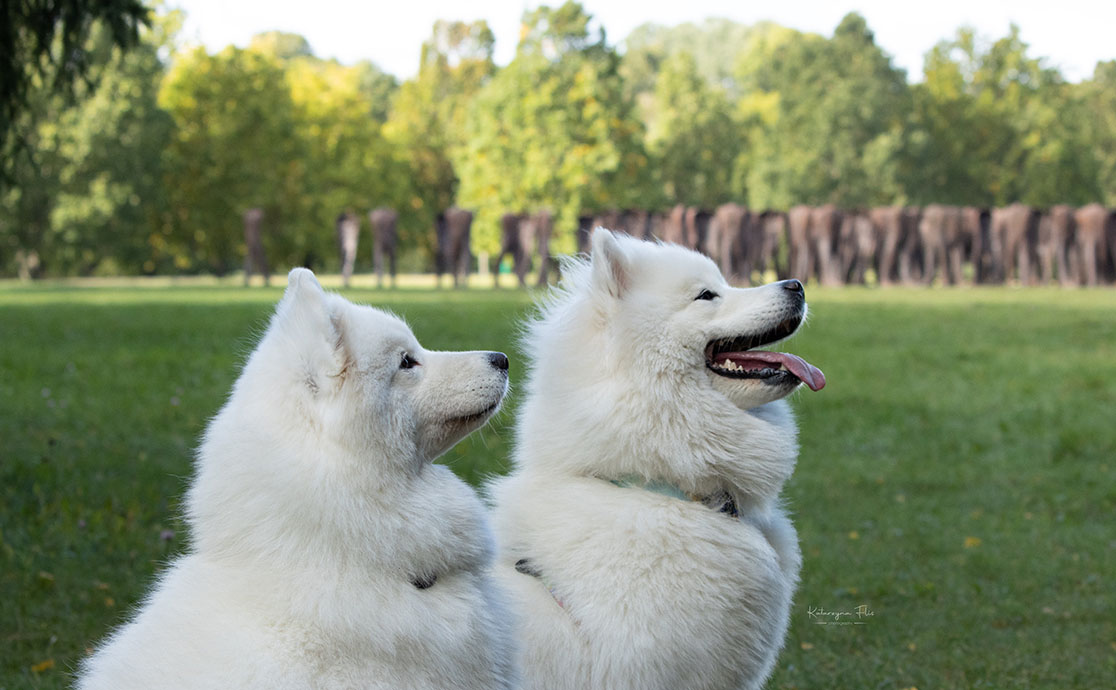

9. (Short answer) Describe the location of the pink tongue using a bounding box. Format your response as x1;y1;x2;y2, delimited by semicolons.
713;351;826;391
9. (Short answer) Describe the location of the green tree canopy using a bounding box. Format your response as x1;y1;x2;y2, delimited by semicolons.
1;0;151;184
285;54;410;264
736;13;910;208
905;25;1101;206
621;18;757;101
158;45;301;273
249;31;313;60
646;51;738;207
0;9;175;277
384;19;496;261
454;1;649;254
5;7;1116;279
1081;61;1116;204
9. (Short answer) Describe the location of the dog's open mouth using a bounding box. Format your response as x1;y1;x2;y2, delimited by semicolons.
705;315;826;391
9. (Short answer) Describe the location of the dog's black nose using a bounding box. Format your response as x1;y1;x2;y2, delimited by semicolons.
488;352;509;371
781;279;804;295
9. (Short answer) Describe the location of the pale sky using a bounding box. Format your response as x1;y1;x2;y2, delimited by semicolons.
169;0;1114;83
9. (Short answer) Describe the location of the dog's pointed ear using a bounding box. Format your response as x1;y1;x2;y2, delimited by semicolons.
275;269;351;381
278;268;328;323
590;228;629;299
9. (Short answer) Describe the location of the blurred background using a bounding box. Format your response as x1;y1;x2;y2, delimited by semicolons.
3;0;1115;284
3;3;1115;688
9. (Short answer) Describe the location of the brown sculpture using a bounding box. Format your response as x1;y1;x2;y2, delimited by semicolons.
436;207;473;289
369;207;398;289
336;212;360;288
242;207;269;287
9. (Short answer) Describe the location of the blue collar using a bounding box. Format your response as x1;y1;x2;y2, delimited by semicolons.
608;475;695;501
606;475;739;517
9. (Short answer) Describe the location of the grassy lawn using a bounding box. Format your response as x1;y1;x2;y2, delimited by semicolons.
1;280;1113;688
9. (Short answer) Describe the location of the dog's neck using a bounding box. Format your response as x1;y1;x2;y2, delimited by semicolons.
603;475;739;517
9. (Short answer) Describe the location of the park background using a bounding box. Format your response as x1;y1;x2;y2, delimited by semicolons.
2;1;1114;689
3;1;1116;278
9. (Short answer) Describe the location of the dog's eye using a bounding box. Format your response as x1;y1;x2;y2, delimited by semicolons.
399;353;419;369
695;289;719;301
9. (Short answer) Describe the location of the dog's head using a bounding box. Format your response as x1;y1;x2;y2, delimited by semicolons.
241;268;509;465
189;269;506;571
516;229;823;497
582;228;824;409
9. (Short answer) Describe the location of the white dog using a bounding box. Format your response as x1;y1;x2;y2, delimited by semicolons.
489;229;825;690
78;269;518;690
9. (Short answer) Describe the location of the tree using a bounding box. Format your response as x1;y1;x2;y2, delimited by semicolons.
900;33;1000;205
384;20;496;263
736;13;911;208
158;45;301;273
249;31;400;125
645;51;738;207
0;9;175;277
2;0;150;184
353;61;400;125
1081;61;1116;205
454;1;649;254
980;29;1102;205
1015;81;1100;205
157;33;407;275
621;18;758;103
285;54;410;266
0;85;60;277
728;23;798;208
46;15;175;274
249;31;313;60
908;25;1099;206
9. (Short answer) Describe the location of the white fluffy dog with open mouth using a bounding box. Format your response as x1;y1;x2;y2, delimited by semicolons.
490;228;825;690
78;269;518;690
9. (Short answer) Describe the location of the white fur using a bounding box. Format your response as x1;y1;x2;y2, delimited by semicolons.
78;269;518;690
490;229;808;690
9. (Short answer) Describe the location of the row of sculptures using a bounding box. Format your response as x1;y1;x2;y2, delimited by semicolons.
242;202;1116;288
585;203;1116;288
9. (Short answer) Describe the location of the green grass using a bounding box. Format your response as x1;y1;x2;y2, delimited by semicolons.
2;281;1114;689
